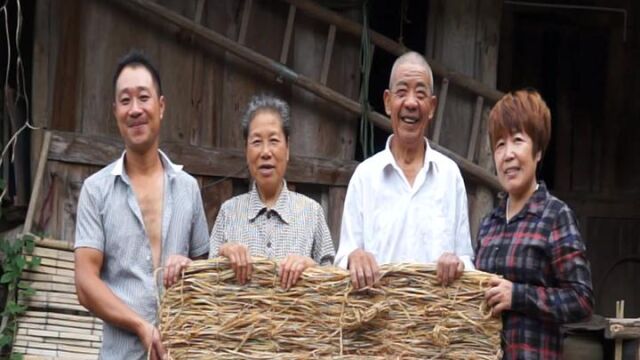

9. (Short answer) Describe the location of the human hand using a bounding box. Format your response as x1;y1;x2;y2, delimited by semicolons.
138;322;166;360
347;249;380;289
485;277;513;316
219;243;252;284
163;254;192;288
436;252;464;286
279;255;316;290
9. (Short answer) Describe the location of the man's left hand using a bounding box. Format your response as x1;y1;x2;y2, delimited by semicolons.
163;255;192;288
436;252;464;286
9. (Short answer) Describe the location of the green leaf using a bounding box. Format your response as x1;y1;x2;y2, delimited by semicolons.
23;235;35;254
6;302;27;315
15;257;26;272
10;353;24;360
0;272;15;284
17;281;30;290
20;287;36;297
0;334;12;347
27;256;41;269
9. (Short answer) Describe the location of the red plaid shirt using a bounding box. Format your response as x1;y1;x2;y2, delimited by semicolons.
475;183;594;360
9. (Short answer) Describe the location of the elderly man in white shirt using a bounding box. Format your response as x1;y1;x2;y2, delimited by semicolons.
335;51;474;289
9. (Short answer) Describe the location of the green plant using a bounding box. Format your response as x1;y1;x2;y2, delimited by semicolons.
0;233;40;359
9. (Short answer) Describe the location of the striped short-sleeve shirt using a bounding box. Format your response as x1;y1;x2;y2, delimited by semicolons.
74;150;209;360
209;182;335;265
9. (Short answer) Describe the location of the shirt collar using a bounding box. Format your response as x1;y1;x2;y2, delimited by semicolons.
110;149;183;179
382;135;438;173
492;181;549;221
248;180;291;224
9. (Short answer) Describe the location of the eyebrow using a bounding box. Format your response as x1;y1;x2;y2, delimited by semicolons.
117;86;152;95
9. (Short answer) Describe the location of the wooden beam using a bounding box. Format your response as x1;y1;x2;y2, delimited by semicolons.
24;131;52;235
606;318;640;340
107;0;501;192
47;131;357;186
432;77;449;143
238;0;253;45
280;0;504;104
279;4;296;64
320;25;336;85
467;96;485;161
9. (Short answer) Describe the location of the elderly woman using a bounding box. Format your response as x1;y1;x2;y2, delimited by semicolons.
475;89;594;359
209;95;335;289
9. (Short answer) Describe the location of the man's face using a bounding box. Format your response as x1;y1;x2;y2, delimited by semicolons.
113;65;164;153
383;63;436;148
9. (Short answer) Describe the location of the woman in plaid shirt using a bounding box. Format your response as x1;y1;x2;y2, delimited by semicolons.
475;89;594;359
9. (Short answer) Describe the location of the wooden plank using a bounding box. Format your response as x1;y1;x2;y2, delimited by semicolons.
23;311;101;324
193;0;205;23
607;318;640;340
328;186;346;250
47;131;358;186
467;96;485;160
49;0;83;132
24;256;74;270
22;272;74;285
200;178;233;230
432;78;449;144
24;131;52;234
238;0;253;45
280;4;296;64
320;25;336;85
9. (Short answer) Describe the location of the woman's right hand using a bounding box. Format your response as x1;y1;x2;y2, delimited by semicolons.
219;243;252;284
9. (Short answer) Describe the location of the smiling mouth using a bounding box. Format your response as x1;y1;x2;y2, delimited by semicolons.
128;120;148;128
504;167;520;176
400;116;420;124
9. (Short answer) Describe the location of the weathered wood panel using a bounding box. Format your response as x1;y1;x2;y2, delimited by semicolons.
427;0;502;241
47;131;357;187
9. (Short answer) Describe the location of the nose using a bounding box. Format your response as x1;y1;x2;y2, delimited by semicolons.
503;141;515;161
259;142;272;158
403;91;418;109
129;98;143;117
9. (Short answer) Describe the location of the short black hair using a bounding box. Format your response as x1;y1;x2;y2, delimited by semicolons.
112;50;163;98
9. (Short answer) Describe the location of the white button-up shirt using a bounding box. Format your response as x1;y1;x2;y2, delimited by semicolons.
335;136;474;269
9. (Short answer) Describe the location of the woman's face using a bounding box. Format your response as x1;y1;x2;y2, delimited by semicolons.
493;131;541;198
246;110;289;195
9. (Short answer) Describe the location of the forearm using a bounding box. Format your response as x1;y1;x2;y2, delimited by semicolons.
76;273;146;336
511;282;594;323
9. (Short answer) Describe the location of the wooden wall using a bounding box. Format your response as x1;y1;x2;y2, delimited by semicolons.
499;0;640;317
30;0;361;246
426;0;503;245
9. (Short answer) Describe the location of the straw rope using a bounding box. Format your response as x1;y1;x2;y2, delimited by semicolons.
159;258;502;359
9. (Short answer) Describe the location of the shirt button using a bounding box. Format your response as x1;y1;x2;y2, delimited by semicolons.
267;242;271;248
266;211;272;219
146;255;151;261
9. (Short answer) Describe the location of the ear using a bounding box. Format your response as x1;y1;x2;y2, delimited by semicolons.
383;89;392;116
535;150;542;163
286;140;290;162
159;95;166;120
428;95;438;120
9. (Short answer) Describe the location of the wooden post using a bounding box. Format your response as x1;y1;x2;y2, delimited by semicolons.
24;131;52;235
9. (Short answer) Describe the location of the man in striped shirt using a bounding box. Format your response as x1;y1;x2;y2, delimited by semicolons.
74;51;209;360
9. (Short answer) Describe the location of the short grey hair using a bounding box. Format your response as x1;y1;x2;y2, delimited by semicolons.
241;94;291;141
389;51;434;95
